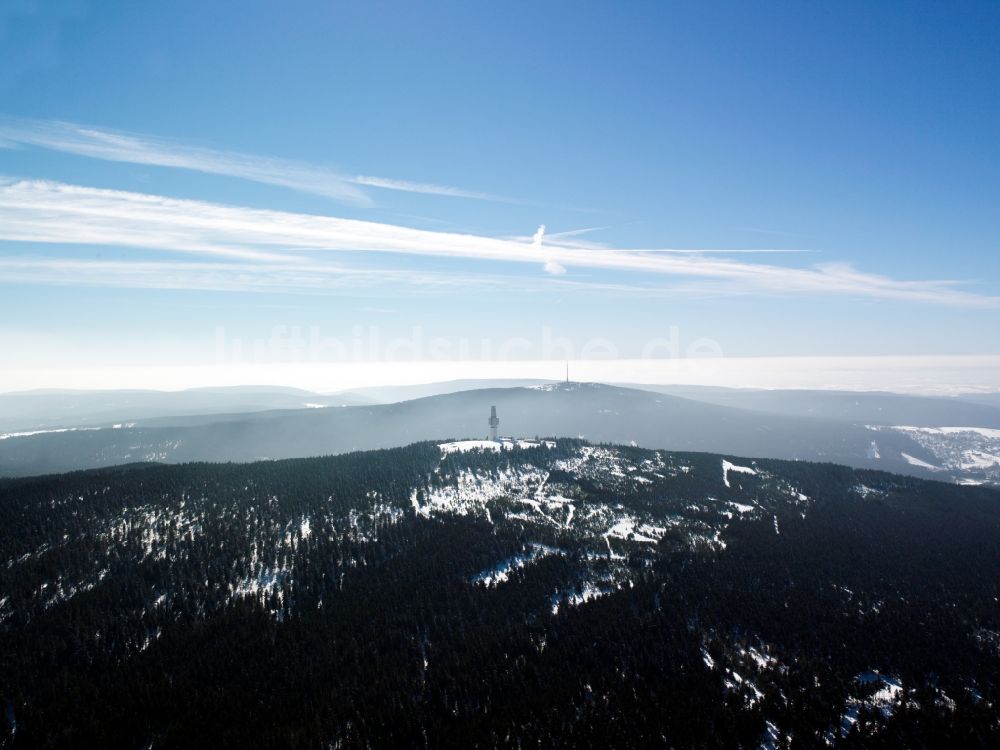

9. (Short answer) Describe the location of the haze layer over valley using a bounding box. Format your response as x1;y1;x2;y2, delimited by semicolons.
1;381;998;490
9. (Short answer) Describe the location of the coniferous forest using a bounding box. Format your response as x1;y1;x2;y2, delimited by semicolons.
1;439;999;748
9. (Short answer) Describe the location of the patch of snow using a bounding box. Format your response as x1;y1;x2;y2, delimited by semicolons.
901;452;940;471
877;426;1000;478
854;484;883;498
725;668;764;707
606;518;636;539
638;523;667;538
438;439;540;454
745;646;777;671
758;720;780;750
702;648;716;670
551;581;609;614
412;465;548;519
722;459;757;488
472;544;559;586
411;491;427;517
935;689;957;713
839;672;903;737
894;426;1000;439
0;426;103;440
606;517;659;544
958;450;1000;470
439;440;504;454
691;528;728;551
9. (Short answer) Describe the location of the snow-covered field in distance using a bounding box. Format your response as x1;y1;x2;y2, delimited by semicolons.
871;425;1000;484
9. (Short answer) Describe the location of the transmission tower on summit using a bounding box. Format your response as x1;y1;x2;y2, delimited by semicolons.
488;405;500;441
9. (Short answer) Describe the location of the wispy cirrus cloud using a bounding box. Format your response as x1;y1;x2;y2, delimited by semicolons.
0;257;473;295
506;227;812;254
0;257;682;298
0;177;996;308
0;116;510;205
348;174;502;201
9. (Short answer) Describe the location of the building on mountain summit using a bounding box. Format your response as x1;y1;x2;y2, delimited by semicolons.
488;405;500;441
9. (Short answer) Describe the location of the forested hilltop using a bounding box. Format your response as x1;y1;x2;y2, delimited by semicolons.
1;440;999;748
3;383;975;485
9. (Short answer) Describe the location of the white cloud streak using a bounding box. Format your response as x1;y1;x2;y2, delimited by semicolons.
348;174;501;201
506;230;812;254
0;257;467;295
0;178;996;308
0;257;669;297
0;116;507;204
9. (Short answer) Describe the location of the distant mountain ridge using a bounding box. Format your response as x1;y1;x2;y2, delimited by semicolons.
0;382;966;481
627;384;1000;428
0;386;376;434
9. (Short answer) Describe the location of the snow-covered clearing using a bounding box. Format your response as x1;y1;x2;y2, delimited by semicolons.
438;439;542;454
0;426;103;440
901;452;940;471
893;426;1000;439
722;459;757;488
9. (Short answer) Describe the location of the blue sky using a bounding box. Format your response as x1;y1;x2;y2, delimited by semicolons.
1;1;998;391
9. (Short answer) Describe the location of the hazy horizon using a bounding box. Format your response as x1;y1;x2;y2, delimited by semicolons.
3;355;1000;397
